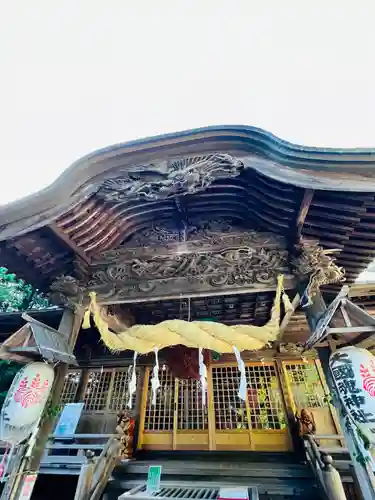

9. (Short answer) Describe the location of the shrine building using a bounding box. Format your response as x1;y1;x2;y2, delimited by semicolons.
1;125;375;498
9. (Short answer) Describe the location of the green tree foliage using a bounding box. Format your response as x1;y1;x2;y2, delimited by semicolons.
0;267;51;312
0;360;22;409
0;268;50;410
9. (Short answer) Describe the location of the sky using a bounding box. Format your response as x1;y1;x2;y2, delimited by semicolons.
1;1;375;206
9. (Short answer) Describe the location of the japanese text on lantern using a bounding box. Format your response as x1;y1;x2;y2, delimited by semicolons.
330;351;375;425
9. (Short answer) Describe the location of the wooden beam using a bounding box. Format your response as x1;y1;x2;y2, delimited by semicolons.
327;326;375;335
303;286;349;351
6;347;39;355
49;222;91;265
340;330;375;348
296;189;314;241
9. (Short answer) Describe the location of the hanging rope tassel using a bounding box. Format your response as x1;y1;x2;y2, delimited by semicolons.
282;290;294;313
82;306;91;329
151;347;160;406
198;348;207;407
127;351;138;409
233;346;247;401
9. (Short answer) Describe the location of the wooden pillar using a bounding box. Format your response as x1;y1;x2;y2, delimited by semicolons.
275;358;295;451
137;367;150;451
320;453;347;500
6;306;84;500
75;368;90;402
30;307;83;468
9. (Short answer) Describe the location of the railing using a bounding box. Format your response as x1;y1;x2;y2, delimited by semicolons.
0;434;122;500
41;434;119;474
304;435;350;500
0;434;120;475
73;436;121;500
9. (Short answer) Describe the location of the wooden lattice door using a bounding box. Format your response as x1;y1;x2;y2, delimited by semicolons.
211;362;290;451
138;366;209;450
138;362;290;452
282;359;343;446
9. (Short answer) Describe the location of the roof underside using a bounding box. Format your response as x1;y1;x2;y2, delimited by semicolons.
2;125;375;295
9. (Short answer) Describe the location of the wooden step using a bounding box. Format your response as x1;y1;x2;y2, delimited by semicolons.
106;477;320;499
118;460;314;480
109;457;320;499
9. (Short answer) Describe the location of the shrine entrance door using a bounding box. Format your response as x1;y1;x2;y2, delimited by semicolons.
138;366;209;450
138;361;291;452
282;359;343;447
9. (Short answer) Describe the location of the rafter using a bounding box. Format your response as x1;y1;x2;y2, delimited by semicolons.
48;222;91;265
295;188;314;243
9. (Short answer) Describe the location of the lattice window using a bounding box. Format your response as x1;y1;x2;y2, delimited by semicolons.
212;366;248;430
212;364;286;430
284;361;326;409
144;367;175;431
83;368;139;412
177;379;208;430
245;364;286;430
61;371;81;404
109;368;138;411
84;370;112;411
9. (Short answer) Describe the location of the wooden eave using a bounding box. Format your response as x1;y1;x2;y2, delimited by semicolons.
1;125;375;294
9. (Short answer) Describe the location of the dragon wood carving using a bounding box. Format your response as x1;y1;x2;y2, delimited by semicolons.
49;275;85;310
97;154;245;202
49;236;345;306
292;240;345;299
89;247;288;287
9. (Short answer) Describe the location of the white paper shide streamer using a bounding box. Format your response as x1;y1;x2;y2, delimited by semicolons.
151;347;160;405
127;351;138;409
198;348;207;407
233;346;247;401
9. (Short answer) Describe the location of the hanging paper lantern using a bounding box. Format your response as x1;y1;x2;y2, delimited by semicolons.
330;347;375;446
165;346;210;380
0;362;54;445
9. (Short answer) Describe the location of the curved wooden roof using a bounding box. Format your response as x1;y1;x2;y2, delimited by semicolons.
1;125;375;292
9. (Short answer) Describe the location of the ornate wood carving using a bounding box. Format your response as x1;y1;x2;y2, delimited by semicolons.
49;275;85;309
97;154;245;202
118;218;267;250
86;226;292;303
48;227;346;308
87;249;290;302
93;219;287;262
278;343;304;355
292;240;345;297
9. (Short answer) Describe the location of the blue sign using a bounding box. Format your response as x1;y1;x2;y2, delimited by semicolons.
54;403;84;438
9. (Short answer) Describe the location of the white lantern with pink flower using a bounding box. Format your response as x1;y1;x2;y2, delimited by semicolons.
0;362;54;446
